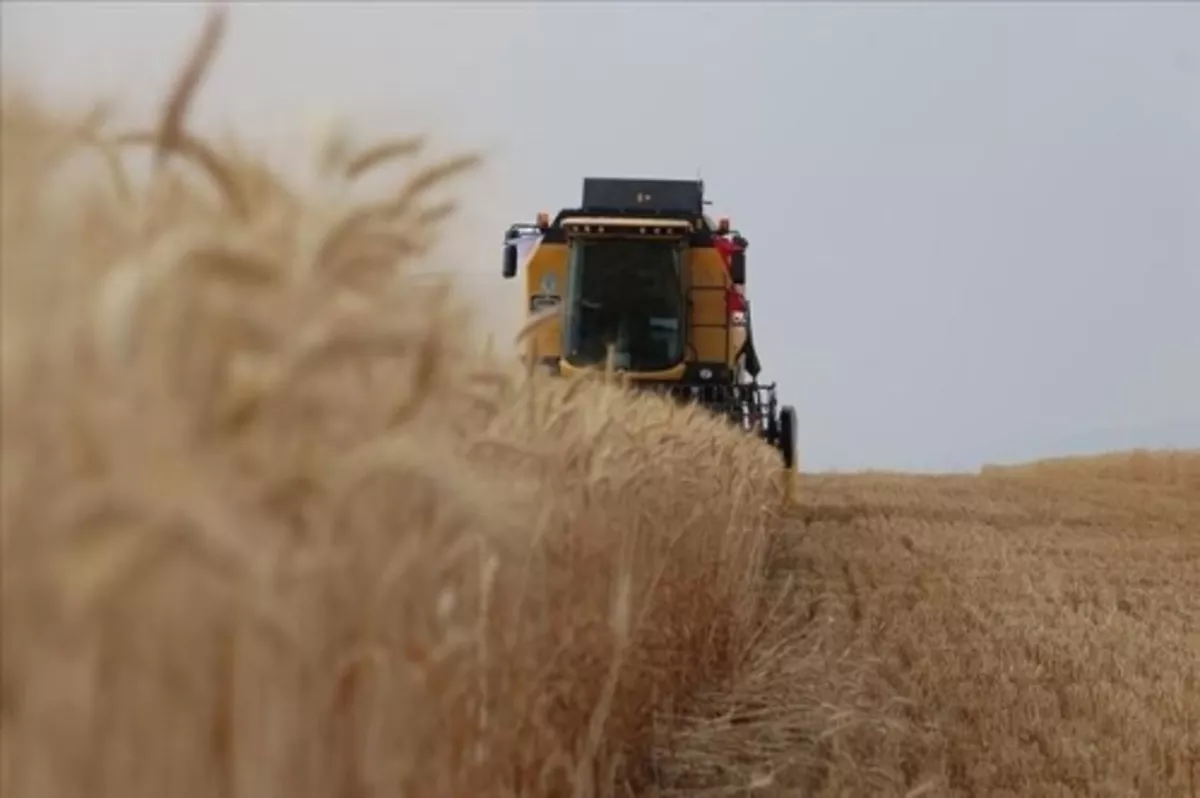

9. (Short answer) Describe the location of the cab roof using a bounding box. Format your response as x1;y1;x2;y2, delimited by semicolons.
581;177;705;216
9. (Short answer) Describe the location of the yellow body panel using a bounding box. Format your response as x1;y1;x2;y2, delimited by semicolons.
685;245;736;369
522;241;568;362
519;235;742;379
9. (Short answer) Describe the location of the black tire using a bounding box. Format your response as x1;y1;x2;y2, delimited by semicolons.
502;243;518;278
778;405;797;470
763;407;779;445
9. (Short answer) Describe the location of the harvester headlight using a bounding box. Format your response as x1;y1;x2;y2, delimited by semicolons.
699;368;713;380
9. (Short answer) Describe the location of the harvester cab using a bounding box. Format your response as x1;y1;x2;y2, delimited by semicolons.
501;176;797;470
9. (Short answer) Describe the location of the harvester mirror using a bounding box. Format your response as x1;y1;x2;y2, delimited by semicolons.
729;250;746;286
502;243;518;279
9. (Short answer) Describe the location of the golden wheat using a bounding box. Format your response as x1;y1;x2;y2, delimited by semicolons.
0;13;784;798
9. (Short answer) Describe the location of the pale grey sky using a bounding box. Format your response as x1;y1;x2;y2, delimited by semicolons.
4;1;1198;472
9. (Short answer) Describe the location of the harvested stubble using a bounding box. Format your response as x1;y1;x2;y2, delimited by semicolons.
0;50;784;798
648;452;1200;797
981;448;1200;490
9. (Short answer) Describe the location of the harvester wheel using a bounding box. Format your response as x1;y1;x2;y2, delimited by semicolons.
764;413;779;446
778;405;797;470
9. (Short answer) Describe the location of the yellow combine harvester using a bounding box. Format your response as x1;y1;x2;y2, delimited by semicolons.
501;176;797;470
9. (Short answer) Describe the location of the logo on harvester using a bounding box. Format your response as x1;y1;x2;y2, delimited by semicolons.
540;273;558;294
635;192;652;204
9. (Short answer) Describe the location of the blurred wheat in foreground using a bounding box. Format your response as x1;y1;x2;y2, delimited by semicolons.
0;18;784;798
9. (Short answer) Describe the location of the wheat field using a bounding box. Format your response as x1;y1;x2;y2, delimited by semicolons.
648;459;1200;797
3;10;1199;798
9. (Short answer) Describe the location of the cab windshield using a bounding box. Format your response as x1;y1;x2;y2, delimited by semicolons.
564;238;685;372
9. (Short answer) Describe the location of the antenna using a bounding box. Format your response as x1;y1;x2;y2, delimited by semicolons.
698;166;713;206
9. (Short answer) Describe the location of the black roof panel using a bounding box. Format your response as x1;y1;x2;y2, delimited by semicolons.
581;177;705;215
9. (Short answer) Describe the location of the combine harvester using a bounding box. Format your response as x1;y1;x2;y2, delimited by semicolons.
500;176;797;470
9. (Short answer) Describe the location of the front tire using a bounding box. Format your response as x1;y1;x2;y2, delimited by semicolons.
777;405;797;470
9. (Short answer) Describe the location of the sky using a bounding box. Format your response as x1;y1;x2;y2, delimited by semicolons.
3;1;1198;472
